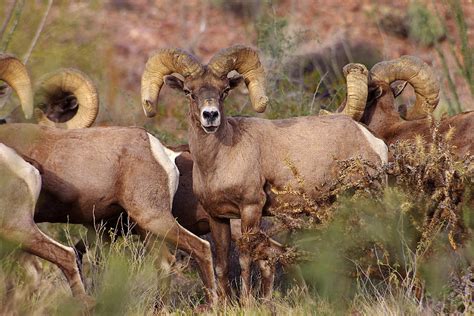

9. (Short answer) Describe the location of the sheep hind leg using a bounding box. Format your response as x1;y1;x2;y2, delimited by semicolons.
130;213;217;305
1;218;91;304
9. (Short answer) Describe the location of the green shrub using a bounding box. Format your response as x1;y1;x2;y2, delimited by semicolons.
407;1;445;46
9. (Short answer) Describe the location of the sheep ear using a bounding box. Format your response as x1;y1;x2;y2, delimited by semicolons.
0;83;8;96
228;74;243;90
369;85;384;100
64;96;78;110
390;81;408;98
164;75;184;91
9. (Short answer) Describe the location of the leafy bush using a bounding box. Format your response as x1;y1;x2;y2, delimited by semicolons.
407;1;445;46
295;121;473;313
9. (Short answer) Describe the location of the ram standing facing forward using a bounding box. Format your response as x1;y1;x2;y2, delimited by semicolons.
140;45;388;302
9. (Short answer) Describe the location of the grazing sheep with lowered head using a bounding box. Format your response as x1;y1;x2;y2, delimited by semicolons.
337;56;473;157
0;54;217;305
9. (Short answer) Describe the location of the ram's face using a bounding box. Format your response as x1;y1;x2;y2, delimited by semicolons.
165;69;243;134
43;93;79;123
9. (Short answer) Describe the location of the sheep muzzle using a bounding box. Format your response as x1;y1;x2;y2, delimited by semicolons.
200;104;221;134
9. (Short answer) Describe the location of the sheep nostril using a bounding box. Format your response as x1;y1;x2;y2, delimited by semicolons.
203;110;219;121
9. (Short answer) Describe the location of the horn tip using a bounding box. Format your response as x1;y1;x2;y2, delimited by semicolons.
144;111;156;118
23;105;33;120
142;99;157;118
254;96;268;113
143;109;157;118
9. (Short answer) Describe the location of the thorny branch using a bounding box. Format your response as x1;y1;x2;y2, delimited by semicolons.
238;119;473;267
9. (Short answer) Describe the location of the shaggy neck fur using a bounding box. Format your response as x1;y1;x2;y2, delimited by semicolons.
187;108;235;172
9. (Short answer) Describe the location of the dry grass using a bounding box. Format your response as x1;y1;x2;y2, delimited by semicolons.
0;114;473;316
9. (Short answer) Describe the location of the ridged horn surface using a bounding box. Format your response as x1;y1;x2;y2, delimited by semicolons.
141;48;203;118
35;68;99;128
341;63;369;121
370;55;440;120
208;45;268;113
0;54;33;119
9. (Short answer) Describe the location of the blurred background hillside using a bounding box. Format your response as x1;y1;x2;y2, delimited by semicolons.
1;0;473;144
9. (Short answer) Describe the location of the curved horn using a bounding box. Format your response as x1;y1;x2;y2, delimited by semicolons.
34;68;99;128
341;63;369;121
208;45;268;113
141;48;203;118
0;54;33;119
370;55;440;120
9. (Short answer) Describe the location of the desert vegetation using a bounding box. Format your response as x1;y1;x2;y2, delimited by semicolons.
0;0;473;315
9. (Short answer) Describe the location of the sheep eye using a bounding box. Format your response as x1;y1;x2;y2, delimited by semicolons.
184;89;196;100
221;87;230;99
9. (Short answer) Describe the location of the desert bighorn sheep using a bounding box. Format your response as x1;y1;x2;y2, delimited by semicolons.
29;62;216;302
38;67;307;294
33;68;99;128
337;56;473;157
0;57;51;300
140;45;388;301
0;54;217;304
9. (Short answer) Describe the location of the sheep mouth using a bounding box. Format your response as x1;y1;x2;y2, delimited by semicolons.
202;125;219;134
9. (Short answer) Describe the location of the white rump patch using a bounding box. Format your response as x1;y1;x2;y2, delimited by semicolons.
355;123;388;164
0;143;41;201
163;147;181;165
147;134;180;208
